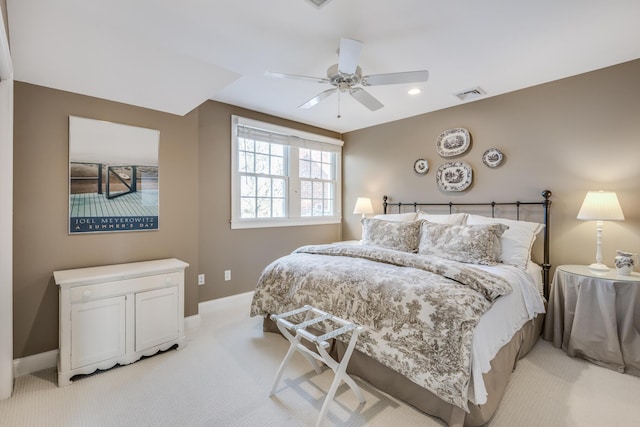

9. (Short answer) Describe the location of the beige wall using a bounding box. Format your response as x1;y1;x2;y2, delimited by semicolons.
13;83;200;358
12;85;341;359
197;101;341;301
12;60;640;360
342;60;640;275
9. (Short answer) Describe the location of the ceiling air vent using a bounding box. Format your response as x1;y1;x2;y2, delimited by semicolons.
305;0;333;8
454;87;486;101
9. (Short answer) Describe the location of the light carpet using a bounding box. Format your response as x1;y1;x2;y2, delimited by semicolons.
1;292;639;426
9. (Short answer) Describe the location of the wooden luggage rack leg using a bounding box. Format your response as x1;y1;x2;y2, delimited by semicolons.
269;305;366;427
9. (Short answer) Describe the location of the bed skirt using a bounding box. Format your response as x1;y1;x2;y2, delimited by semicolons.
263;313;544;427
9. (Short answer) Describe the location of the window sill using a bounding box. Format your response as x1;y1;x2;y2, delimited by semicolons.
231;216;342;230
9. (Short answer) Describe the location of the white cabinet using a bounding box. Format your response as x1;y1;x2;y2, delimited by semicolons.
54;258;189;386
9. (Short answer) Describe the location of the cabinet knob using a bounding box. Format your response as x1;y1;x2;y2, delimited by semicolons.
83;290;92;298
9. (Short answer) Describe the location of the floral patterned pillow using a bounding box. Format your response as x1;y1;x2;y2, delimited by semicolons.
362;218;422;253
418;222;509;265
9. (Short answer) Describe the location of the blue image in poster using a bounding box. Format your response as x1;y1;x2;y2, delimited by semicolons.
69;117;160;234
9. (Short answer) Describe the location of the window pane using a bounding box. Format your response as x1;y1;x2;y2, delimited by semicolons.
324;182;333;198
239;151;254;173
313;181;324;198
255;154;269;174
240;197;256;218
271;156;284;176
322;163;333;179
324;200;333;215
311;149;322;162
300;180;312;198
240;176;256;197
271;144;284;156
255;141;270;154
272;198;285;217
310;162;322;179
238;138;254;152
257;198;271;218
256;177;271;197
299;159;310;178
272;178;285;198
301;198;312;217
322;151;332;163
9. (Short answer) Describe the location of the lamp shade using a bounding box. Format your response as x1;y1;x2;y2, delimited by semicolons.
577;191;625;221
353;197;374;215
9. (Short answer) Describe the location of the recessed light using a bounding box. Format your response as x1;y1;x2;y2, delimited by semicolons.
408;88;421;95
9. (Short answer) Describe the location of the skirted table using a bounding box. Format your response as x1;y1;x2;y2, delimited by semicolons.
543;264;640;376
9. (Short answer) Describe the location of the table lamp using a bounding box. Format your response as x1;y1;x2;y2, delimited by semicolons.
577;190;625;271
353;197;373;219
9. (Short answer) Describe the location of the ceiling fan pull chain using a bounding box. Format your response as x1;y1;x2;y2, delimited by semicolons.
337;90;341;119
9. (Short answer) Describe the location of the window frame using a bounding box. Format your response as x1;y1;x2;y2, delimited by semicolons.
231;115;343;229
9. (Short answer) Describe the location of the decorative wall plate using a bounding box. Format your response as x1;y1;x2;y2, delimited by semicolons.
436;161;473;192
413;158;429;174
482;148;504;168
436;128;471;157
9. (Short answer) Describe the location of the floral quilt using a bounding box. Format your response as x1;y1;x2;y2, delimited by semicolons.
250;243;512;410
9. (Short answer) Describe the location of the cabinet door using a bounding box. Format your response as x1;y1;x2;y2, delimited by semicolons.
135;286;179;351
71;296;126;369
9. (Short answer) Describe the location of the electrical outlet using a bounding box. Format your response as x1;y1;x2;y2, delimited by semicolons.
224;270;231;281
198;274;205;285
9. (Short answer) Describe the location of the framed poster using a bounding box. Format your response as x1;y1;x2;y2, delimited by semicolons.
68;116;160;234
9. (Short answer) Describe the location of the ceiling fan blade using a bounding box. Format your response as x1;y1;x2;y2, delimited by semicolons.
264;70;329;84
337;38;363;75
350;87;383;111
362;70;429;86
298;88;337;109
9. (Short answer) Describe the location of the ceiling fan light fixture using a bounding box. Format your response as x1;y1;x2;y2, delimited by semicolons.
408;88;421;95
454;87;486;101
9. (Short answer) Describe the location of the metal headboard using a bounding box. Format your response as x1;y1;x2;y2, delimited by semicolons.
383;190;552;298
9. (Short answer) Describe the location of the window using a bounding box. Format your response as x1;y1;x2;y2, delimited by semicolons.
231;116;342;229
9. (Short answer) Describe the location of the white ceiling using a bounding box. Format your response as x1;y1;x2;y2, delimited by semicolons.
7;0;640;133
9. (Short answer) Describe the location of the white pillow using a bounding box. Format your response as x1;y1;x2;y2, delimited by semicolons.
416;211;467;225
465;214;544;270
373;212;418;222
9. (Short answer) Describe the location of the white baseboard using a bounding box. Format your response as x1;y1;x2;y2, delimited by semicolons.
13;349;58;377
198;291;254;314
13;293;255;377
184;314;200;329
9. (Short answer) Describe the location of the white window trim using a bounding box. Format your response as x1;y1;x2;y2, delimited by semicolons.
231;115;343;229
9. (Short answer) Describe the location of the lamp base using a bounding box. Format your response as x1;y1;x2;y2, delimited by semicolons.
588;262;610;272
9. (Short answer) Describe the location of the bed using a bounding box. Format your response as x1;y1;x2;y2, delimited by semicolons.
250;190;552;426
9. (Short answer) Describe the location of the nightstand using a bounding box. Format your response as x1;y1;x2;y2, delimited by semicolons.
543;265;640;376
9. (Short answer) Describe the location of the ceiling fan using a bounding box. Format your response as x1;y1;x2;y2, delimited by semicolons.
265;38;429;113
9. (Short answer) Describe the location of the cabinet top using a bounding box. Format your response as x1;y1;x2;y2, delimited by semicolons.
53;258;189;287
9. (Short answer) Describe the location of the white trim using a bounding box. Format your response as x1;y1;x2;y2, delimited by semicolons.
0;7;13;399
184;314;201;330
234;116;343;147
12;312;204;378
13;350;58;378
198;291;255;314
0;7;13;81
231;215;341;229
231;116;342;230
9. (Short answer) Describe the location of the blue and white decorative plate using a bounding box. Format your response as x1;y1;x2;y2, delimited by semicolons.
413;158;429;174
436;128;471;157
436;161;473;192
482;148;504;168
